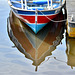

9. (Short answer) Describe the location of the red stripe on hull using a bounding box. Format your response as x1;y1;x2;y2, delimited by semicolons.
19;14;58;24
37;14;57;23
20;15;35;23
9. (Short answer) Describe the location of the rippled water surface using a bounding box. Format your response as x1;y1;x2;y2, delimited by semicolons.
0;0;75;75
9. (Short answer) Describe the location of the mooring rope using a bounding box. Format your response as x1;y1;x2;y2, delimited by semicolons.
39;10;67;23
41;56;67;65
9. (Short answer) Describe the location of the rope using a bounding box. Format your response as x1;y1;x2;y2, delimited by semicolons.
39;10;67;23
41;56;67;65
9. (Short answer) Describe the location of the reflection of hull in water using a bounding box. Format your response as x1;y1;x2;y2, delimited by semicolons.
66;36;75;69
7;11;65;71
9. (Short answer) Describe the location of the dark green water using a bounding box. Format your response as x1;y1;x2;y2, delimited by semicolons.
0;0;75;75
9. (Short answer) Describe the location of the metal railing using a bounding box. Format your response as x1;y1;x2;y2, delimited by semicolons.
11;0;62;9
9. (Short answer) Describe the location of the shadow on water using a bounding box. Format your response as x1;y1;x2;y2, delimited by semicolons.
7;11;66;71
66;34;75;69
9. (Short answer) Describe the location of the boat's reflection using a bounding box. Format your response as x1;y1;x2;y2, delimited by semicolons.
7;11;65;71
66;36;75;69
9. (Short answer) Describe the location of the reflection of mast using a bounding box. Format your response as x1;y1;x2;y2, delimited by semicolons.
7;11;65;71
66;36;75;69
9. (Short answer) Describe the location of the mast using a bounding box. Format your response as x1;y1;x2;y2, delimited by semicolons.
21;0;23;9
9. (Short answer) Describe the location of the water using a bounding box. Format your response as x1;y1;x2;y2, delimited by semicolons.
0;0;75;75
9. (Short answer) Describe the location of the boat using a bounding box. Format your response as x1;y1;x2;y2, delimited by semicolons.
8;0;66;33
7;11;65;71
66;21;75;37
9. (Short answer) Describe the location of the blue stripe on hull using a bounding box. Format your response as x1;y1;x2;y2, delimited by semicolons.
12;9;56;15
25;23;47;34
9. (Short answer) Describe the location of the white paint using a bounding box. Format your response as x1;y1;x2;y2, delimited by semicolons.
21;0;23;9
